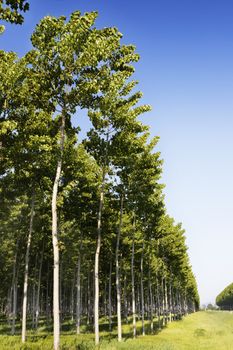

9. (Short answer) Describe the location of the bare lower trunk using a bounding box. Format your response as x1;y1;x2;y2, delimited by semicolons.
52;112;65;350
140;240;145;336
123;274;128;323
46;264;50;325
131;216;136;338
168;277;172;322
22;194;35;343
108;260;112;331
70;275;75;322
116;195;123;341
76;237;82;334
94;184;104;345
162;278;165;326
32;277;36;328
87;272;91;325
156;275;161;330
11;240;19;335
148;265;154;333
12;269;18;335
164;277;168;324
35;245;44;329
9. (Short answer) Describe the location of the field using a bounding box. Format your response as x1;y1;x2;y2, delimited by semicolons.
1;311;233;349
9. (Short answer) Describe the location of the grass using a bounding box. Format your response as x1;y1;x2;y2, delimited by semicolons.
1;311;233;349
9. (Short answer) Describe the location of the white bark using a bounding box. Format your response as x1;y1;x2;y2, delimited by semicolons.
131;216;136;338
123;274;128;323
156;275;161;330
148;264;154;333
11;240;18;335
35;245;44;329
164;277;168;324
87;272;91;325
168;278;172;322
76;237;82;334
108;260;112;331
52;112;65;350
94;185;104;345
140;240;145;336
22;194;35;343
116;195;123;341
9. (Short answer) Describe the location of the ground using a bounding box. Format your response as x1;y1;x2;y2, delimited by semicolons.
1;311;233;349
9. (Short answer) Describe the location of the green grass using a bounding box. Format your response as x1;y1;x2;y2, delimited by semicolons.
1;311;233;349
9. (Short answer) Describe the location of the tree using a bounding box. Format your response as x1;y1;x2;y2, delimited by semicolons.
0;0;29;31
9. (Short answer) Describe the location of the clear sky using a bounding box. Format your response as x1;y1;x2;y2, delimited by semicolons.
1;0;233;305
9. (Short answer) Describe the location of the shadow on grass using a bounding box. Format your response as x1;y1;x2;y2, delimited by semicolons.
0;314;173;347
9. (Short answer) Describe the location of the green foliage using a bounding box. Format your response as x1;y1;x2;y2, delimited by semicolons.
0;0;29;24
216;282;233;309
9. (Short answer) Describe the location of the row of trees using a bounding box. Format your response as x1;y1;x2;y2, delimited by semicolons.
0;3;199;350
216;283;233;310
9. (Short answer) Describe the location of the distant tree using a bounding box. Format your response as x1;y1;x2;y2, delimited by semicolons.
216;283;233;310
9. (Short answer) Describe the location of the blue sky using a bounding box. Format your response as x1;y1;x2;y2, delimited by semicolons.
1;0;233;304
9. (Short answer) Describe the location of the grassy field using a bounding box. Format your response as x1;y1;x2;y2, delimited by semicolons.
1;311;233;349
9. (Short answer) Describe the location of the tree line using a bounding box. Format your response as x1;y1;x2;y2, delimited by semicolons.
216;283;233;310
0;2;199;350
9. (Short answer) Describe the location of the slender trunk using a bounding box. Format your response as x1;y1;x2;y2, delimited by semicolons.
156;276;161;330
108;260;112;331
76;237;82;334
52;112;65;350
94;174;104;345
11;240;19;335
104;281;107;317
12;266;19;335
46;264;50;324
131;216;136;338
161;278;166;326
168;277;172;322
22;194;35;343
148;264;153;333
123;274;128;323
87;271;91;325
137;284;141;320
140;240;145;336
35;244;44;329
164;277;168;324
70;274;75;322
32;276;36;328
116;195;123;341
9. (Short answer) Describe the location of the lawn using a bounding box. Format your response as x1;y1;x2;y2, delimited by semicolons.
1;311;233;349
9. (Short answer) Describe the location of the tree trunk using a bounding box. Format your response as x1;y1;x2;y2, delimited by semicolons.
131;216;136;338
116;195;123;341
22;193;35;343
87;271;91;325
46;264;50;325
148;264;154;333
52;112;65;350
168;277;172;322
76;237;82;334
156;275;161;330
140;240;145;336
164;276;168;325
123;274;128;323
94;171;105;345
108;260;112;331
161;278;166;326
35;244;44;329
70;274;75;322
11;240;19;335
